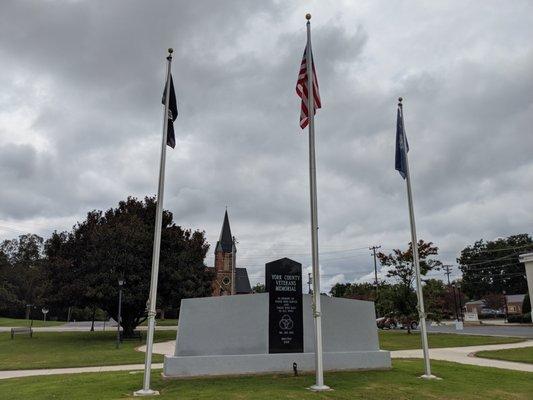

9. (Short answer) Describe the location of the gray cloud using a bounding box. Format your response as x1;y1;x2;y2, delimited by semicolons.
0;0;532;291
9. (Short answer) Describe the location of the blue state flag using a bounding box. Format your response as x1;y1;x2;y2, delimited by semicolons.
395;105;409;179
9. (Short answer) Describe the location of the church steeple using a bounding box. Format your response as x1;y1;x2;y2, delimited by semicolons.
215;210;233;254
210;210;251;296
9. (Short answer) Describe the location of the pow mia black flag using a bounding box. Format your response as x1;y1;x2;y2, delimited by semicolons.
162;75;177;148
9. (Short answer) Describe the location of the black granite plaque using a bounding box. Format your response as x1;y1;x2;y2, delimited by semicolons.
266;258;303;353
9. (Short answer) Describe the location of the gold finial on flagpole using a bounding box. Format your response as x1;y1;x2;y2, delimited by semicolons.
306;13;311;20
398;97;403;107
168;48;173;54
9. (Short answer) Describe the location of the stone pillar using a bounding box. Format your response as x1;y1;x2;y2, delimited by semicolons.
518;252;533;311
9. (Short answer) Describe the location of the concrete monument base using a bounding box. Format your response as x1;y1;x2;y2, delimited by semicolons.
163;293;391;378
164;350;390;377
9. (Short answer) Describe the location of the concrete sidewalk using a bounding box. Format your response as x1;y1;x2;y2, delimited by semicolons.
137;340;175;355
392;340;533;372
0;363;163;380
1;340;532;380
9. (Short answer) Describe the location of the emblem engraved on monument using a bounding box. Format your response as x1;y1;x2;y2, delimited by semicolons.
279;314;294;330
266;258;303;353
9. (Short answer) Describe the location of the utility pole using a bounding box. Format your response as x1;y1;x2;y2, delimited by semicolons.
369;246;381;298
307;273;312;294
444;265;459;321
456;283;464;322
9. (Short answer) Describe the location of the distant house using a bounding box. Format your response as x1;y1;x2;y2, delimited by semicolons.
465;300;485;315
506;294;526;315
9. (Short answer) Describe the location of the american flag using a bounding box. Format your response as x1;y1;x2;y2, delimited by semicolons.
296;43;321;129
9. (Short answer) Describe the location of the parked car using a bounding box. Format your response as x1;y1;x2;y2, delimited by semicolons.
376;317;397;330
397;318;418;331
480;308;499;318
377;316;419;330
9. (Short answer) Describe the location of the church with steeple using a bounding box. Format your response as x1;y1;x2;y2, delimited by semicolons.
208;210;251;296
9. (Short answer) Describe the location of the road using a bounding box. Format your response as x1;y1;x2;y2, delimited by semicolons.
427;323;533;338
0;320;177;333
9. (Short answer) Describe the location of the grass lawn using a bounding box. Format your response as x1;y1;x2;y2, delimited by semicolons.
378;330;523;351
0;328;522;371
0;317;64;327
0;359;532;400
0;330;176;370
476;345;533;365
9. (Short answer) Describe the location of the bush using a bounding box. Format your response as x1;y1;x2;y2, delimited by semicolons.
523;294;531;314
507;314;522;323
507;313;532;323
524;312;532;323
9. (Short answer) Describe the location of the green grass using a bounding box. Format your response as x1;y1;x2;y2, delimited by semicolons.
0;317;64;327
378;330;524;351
140;318;178;326
0;328;521;372
0;330;176;370
0;359;532;399
476;346;533;364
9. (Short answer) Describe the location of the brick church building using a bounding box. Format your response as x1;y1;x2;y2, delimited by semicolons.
207;211;251;296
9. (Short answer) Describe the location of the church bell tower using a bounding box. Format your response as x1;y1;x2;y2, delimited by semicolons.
213;210;236;296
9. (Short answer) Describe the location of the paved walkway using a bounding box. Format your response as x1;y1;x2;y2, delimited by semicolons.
0;363;163;380
1;340;532;380
137;340;175;355
392;340;533;372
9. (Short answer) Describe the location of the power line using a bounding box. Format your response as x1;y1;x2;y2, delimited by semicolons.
457;243;533;254
234;246;376;260
460;263;524;272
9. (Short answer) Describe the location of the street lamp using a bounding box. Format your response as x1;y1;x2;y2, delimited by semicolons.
116;278;126;349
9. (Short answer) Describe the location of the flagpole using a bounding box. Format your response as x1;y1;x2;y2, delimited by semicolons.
134;48;173;397
399;97;437;380
305;14;329;392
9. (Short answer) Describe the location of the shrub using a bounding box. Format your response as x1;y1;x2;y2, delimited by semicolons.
507;313;532;323
507;314;523;323
523;294;531;314
523;312;532;323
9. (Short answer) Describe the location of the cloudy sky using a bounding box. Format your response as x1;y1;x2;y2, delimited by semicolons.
1;0;532;292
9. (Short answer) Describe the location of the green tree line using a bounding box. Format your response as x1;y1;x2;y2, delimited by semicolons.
0;196;214;334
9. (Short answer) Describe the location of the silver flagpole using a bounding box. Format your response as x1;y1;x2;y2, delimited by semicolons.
305;14;329;392
134;48;173;397
399;97;436;380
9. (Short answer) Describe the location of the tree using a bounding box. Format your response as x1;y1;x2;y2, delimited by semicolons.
377;240;442;333
44;196;213;335
378;240;442;287
422;278;467;322
374;283;397;317
0;251;18;316
458;234;531;299
329;283;351;298
251;283;266;293
483;292;505;310
329;282;376;301
0;234;46;318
